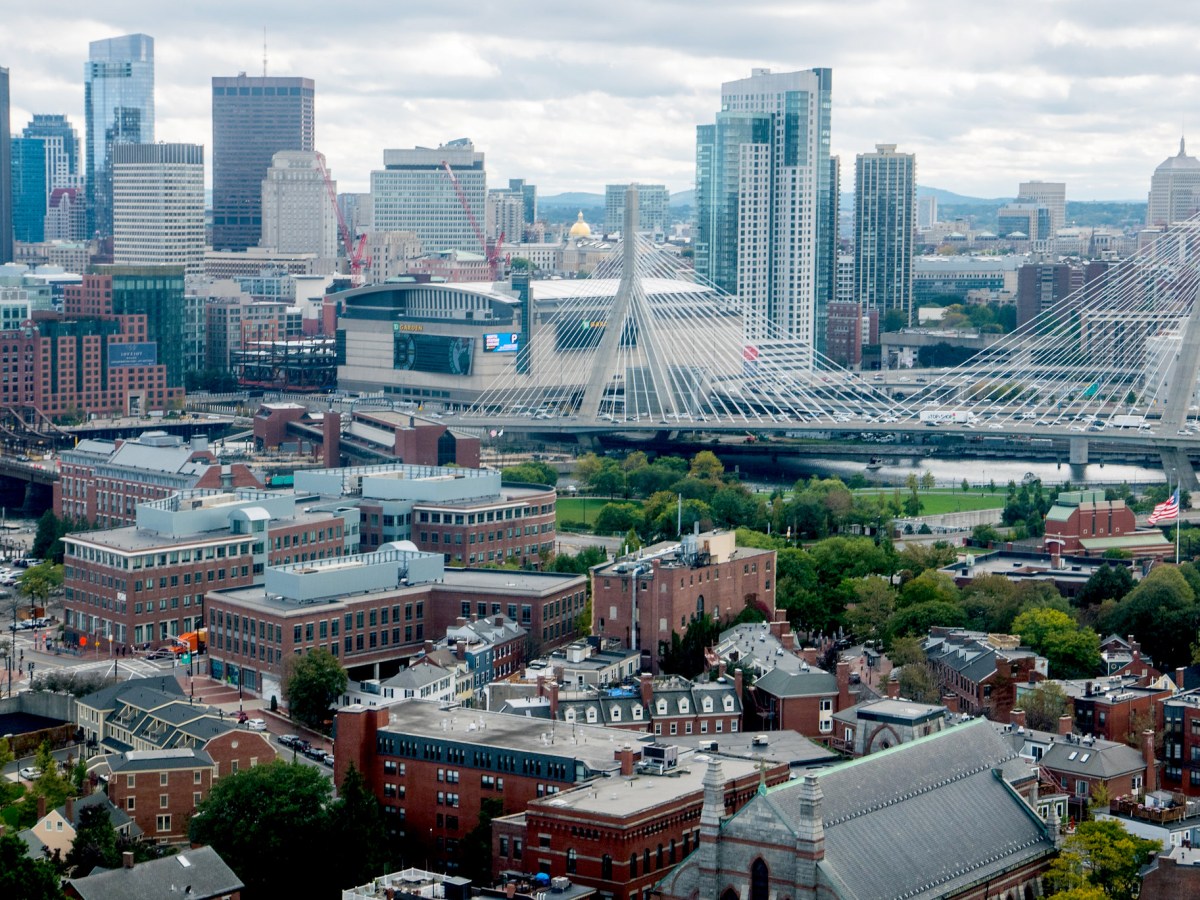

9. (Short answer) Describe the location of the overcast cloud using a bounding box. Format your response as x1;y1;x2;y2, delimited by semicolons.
4;1;1198;200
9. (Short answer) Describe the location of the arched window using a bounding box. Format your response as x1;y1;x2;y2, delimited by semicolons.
567;849;577;874
670;838;677;863
657;843;664;869
644;848;651;872
751;858;769;900
721;890;740;900
601;855;612;880
630;853;638;877
696;595;705;619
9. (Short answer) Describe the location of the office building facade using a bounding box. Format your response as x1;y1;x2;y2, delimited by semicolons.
854;144;916;326
85;34;155;240
260;150;338;260
211;75;315;251
695;68;835;349
1017;180;1066;234
605;183;669;235
112;142;205;274
1147;138;1200;227
11;137;46;243
0;66;12;263
371;139;486;254
22;114;80;194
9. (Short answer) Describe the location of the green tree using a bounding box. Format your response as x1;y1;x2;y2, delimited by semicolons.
961;574;1021;633
31;510;59;561
328;765;391;889
897;662;941;703
1076;564;1134;608
460;796;504;884
0;830;63;900
688;450;724;480
920;471;936;490
19;562;64;610
65;803;121;876
961;478;971;494
971;523;1002;545
1011;607;1100;679
190;761;335;897
284;648;348;730
500;461;558;486
1046;819;1160;900
887;634;928;666
593;502;640;535
0;737;14;805
897;570;959;610
1015;682;1071;732
886;601;967;639
21;740;70;823
1101;565;1199;670
897;541;958;576
844;577;896;643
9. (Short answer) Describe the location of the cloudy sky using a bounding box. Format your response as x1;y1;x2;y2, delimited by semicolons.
3;1;1196;201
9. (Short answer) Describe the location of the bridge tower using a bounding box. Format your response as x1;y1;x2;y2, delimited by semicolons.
578;185;678;423
1159;284;1200;489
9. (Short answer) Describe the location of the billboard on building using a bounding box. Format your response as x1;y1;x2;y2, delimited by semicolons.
483;332;521;353
108;342;158;368
393;329;474;375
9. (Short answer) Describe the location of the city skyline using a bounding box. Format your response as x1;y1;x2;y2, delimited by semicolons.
3;3;1199;201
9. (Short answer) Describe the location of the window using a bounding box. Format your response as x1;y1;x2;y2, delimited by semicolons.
160;793;169;808
601;855;612;880
156;814;171;833
567;849;577;873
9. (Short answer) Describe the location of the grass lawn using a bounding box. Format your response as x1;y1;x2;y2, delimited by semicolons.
856;489;1005;515
557;496;641;528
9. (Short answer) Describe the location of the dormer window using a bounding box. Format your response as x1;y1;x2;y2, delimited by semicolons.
678;699;690;715
702;697;714;713
610;707;621;722
723;696;735;712
656;699;668;716
632;705;643;720
564;708;576;723
586;707;598;724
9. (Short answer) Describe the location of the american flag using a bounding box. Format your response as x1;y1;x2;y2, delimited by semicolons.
1149;489;1180;525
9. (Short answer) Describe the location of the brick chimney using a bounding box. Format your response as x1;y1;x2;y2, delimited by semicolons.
886;675;900;699
37;795;46;820
65;797;74;824
424;640;434;655
640;672;654;709
122;851;135;869
1143;730;1158;795
1058;715;1073;736
322;411;341;468
1010;708;1027;730
781;631;796;652
536;673;545;698
494;615;503;627
546;681;559;718
942;694;959;714
734;668;743;702
456;616;467;627
717;661;727;679
1178;667;1188;691
836;660;852;710
455;640;467;661
802;647;818;666
615;744;636;776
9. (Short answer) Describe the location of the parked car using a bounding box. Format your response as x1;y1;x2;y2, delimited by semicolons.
277;734;301;748
245;718;267;731
321;753;335;767
18;766;42;780
303;745;326;761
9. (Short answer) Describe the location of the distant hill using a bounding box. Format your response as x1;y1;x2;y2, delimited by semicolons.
539;192;604;210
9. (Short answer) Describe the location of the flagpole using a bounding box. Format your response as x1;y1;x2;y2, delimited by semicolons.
1177;485;1182;565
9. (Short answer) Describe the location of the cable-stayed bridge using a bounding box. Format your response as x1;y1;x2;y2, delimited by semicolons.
460;188;1200;486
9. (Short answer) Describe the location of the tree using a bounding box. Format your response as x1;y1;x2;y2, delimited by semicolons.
1046;819;1160;900
897;570;959;610
961;478;971;494
0;831;62;900
500;461;558;486
920;471;936;490
190;761;335;897
65;804;121;876
886;601;967;640
971;523;1002;546
897;662;940;703
961;574;1021;633
0;737;14;805
844;577;896;643
328;765;391;889
1076;564;1134;608
1015;682;1070;732
31;510;59;561
594;502;640;535
19;563;64;610
460;796;504;883
1101;565;1199;670
21;740;70;823
688;450;724;480
1011;607;1100;679
283;648;347;730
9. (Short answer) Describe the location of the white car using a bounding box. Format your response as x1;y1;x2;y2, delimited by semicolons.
245;718;267;731
18;766;42;780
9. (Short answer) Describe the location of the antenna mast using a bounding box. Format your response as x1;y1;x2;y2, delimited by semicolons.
262;27;268;77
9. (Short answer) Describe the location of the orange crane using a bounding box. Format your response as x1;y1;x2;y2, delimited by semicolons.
315;152;370;284
441;160;504;280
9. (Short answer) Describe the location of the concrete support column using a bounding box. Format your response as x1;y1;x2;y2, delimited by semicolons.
1162;445;1200;491
1068;437;1089;466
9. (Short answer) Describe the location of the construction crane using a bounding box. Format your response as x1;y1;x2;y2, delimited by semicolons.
315;152;370;284
441;160;504;280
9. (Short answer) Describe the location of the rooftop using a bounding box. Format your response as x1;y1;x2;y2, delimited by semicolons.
66;846;243;900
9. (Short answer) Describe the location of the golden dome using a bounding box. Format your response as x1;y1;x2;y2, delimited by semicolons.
568;211;592;239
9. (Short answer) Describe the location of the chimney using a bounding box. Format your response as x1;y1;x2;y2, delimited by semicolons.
322;411;341;468
1085;681;1093;697
1058;715;1073;736
37;795;46;820
470;613;478;624
547;681;559;718
122;851;135;869
615;743;636;776
536;673;545;698
836;660;852;710
942;694;959;714
1142;730;1158;795
781;631;796;652
640;672;653;708
886;676;900;699
455;640;467;661
424;640;434;655
1010;708;1027;729
1177;667;1187;691
456;616;467;627
734;668;743;701
65;797;75;824
219;465;233;490
494;615;503;627
802;647;818;666
717;661;727;679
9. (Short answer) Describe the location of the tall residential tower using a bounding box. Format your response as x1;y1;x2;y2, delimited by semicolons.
84;34;155;240
211;75;315;251
694;68;835;350
854;144;916;327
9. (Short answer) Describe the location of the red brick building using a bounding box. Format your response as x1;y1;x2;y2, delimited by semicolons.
1066;677;1170;744
491;751;789;900
106;749;216;843
825;301;878;368
923;627;1047;722
408;484;557;567
1043;490;1172;558
592;531;775;673
56;432;262;527
63;489;354;652
333;700;650;872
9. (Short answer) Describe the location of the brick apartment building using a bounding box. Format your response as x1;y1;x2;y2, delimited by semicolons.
492;751;790;900
63;488;356;651
1162;689;1200;797
56;432;262;527
106;748;215;843
923;627;1048;722
1063;676;1170;744
205;547;585;704
1043;489;1173;558
294;462;557;568
592;530;775;673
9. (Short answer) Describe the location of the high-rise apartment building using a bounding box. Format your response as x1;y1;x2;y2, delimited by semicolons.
695;68;835;348
84;34;155;240
23;114;81;194
93;264;200;386
1017;181;1065;234
260;150;337;260
211;75;315;252
486;188;524;243
508;178;537;227
0;66;12;263
1147;138;1200;227
854;144;916;326
605;183;669;235
112;143;205;274
11;137;46;243
370;139;485;254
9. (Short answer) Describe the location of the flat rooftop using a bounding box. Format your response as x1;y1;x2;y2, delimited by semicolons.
414;485;551;508
441;568;585;593
669;730;840;770
68;509;337;552
379;700;650;770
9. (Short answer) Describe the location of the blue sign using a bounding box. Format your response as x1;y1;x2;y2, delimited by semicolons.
483;332;521;353
108;342;158;368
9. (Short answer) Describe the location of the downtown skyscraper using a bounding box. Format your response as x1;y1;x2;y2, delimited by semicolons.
211;75;315;251
854;144;916;327
85;34;155;240
0;66;12;263
694;67;836;351
112;142;205;274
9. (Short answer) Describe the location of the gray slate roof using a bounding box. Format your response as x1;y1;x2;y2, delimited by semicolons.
1039;738;1146;780
66;846;243;900
753;666;838;699
758;719;1053;899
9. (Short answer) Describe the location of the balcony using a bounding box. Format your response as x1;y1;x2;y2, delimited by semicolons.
1110;795;1188;824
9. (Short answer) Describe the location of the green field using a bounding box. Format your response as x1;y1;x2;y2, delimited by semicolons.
557;496;634;528
856;490;1005;515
